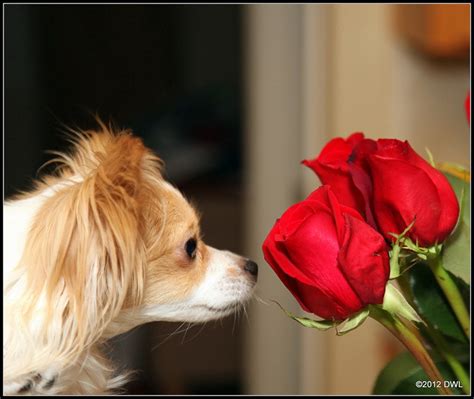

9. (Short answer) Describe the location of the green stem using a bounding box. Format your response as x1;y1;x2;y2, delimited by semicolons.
428;329;470;395
370;305;452;395
428;256;470;339
390;243;401;279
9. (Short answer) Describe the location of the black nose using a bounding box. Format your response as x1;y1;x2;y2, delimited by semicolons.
244;260;258;277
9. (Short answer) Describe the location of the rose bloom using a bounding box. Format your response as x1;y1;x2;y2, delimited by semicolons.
304;134;459;247
262;186;389;320
466;92;470;125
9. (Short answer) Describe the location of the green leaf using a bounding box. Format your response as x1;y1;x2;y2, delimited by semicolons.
336;308;369;335
373;351;427;395
407;264;467;343
441;170;470;284
373;350;468;395
271;300;335;331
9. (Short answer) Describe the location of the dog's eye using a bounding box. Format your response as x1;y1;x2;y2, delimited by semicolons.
185;238;197;260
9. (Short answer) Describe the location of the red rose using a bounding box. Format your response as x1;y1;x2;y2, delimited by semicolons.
365;139;460;247
262;186;389;321
306;133;460;247
466;92;470;125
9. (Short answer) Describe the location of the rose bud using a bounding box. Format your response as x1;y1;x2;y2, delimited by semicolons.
366;139;460;247
262;186;390;321
303;133;378;228
302;133;366;217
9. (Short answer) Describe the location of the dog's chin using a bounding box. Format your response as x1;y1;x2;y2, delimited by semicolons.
129;290;255;327
193;300;246;320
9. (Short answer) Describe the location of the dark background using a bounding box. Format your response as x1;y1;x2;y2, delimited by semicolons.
5;4;245;394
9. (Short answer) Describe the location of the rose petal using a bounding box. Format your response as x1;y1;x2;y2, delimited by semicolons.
263;222;318;287
296;280;359;320
283;210;363;313
338;214;390;305
347;138;378;228
303;135;367;216
305;133;364;170
303;161;366;215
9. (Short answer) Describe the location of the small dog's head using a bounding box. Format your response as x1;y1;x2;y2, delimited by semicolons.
135;158;258;326
16;122;257;342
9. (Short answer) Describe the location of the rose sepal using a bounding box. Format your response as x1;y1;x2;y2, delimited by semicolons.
272;300;371;335
380;283;423;324
335;308;370;335
388;220;416;279
271;300;336;331
400;238;443;262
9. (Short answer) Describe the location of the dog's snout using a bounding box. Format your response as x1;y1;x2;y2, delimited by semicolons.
243;260;258;277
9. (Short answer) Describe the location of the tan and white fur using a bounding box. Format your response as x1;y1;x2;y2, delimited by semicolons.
3;121;258;395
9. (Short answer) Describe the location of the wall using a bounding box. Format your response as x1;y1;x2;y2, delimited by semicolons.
242;4;304;394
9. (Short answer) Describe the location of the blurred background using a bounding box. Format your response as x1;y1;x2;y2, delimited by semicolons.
4;4;470;395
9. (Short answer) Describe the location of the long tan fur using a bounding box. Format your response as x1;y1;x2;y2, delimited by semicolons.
4;123;161;393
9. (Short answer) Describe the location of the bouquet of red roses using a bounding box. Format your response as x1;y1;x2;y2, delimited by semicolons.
263;94;470;395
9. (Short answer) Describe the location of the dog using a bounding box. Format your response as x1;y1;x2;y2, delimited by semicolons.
3;120;258;395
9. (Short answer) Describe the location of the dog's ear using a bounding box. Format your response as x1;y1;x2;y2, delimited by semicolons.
21;131;147;353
